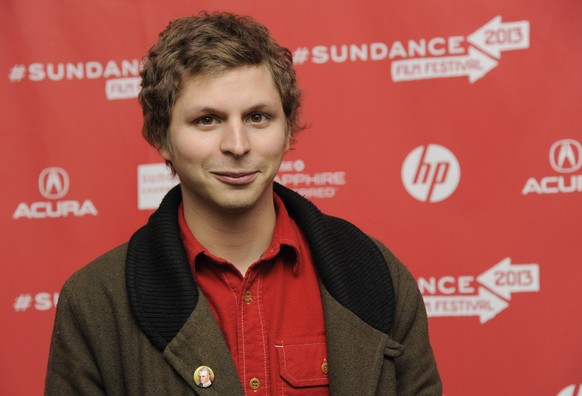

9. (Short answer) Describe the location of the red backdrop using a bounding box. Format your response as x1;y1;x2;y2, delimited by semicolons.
2;0;581;395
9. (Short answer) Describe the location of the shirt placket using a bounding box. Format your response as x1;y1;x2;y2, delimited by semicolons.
238;269;269;395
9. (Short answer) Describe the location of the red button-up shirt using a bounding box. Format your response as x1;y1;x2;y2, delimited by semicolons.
178;194;329;395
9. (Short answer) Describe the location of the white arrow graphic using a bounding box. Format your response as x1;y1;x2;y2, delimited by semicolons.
424;287;509;324
477;257;540;300
391;47;498;84
467;15;530;59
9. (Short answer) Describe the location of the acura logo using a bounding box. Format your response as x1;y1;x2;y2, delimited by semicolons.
38;167;69;199
549;139;582;173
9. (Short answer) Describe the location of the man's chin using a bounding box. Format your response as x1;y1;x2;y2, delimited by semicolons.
205;188;252;209
215;200;253;213
211;188;273;215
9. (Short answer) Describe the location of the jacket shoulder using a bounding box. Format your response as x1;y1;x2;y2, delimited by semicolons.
60;243;128;303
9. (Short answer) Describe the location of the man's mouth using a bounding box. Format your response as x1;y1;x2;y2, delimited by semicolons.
212;171;258;185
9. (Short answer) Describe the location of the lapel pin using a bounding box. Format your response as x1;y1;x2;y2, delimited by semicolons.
194;365;215;388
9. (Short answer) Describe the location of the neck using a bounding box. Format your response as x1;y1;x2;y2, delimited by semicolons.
182;193;277;275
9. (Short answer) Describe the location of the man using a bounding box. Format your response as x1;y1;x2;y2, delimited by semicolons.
45;11;441;395
197;367;213;388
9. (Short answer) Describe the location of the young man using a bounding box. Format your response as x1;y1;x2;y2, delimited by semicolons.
45;12;441;395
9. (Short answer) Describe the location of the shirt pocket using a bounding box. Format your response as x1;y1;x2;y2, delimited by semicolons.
275;338;329;395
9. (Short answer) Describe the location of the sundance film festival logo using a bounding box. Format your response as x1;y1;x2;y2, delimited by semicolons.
8;59;141;101
522;138;582;195
13;167;98;219
419;257;541;324
13;292;59;312
401;144;460;202
292;15;529;83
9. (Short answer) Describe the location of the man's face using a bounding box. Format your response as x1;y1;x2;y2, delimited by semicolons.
161;64;289;215
199;370;209;383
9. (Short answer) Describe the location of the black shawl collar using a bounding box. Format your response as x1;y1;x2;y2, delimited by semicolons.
126;183;394;351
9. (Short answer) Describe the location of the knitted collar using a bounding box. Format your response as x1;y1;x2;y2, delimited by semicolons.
126;183;394;351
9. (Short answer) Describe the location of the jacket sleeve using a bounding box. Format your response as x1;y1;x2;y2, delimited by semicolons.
375;240;443;395
45;279;106;395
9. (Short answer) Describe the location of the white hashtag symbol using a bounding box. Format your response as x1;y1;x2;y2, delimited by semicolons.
8;64;27;82
13;293;33;312
292;48;310;65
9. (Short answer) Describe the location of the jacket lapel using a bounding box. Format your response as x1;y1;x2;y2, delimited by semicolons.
322;286;389;396
162;293;244;395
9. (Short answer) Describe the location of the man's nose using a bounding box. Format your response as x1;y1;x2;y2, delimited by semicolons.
220;119;251;157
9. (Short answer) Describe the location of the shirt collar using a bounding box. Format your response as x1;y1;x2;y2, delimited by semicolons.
178;192;302;273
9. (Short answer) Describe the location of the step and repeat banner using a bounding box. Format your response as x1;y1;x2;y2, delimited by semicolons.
2;0;581;395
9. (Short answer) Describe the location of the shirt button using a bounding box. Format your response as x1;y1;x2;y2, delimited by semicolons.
321;359;329;375
249;377;261;390
244;290;253;303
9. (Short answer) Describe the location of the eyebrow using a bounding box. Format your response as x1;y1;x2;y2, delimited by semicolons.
183;102;280;118
246;102;279;113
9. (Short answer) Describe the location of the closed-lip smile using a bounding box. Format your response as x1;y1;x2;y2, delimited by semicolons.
212;171;258;185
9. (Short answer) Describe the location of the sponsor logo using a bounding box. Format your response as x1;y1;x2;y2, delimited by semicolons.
401;144;460;202
558;385;582;396
419;257;540;323
292;15;529;83
275;159;347;199
549;139;582;173
8;59;141;100
13;168;98;219
38;167;69;199
137;163;179;210
522;138;582;195
13;292;60;312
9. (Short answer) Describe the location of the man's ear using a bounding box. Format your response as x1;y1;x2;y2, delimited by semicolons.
284;131;292;152
159;145;172;161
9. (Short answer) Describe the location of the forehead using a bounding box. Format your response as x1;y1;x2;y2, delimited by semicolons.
176;64;281;107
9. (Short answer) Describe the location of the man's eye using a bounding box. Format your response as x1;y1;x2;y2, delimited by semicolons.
249;113;268;123
196;116;215;126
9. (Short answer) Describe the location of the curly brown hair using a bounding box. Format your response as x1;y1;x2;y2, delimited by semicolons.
138;11;304;151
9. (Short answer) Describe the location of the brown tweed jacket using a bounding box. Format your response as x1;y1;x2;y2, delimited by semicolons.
45;184;441;395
